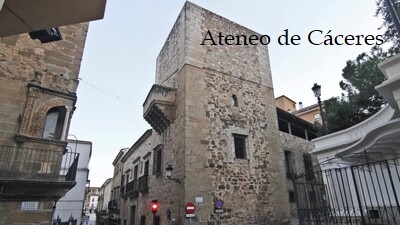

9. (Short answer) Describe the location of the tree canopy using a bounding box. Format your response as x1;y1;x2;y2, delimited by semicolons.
322;46;391;134
376;0;400;52
317;1;400;135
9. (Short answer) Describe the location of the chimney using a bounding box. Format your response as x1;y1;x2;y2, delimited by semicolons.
299;102;303;109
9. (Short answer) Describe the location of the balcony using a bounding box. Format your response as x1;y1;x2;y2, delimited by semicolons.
108;199;119;213
138;175;148;194
143;85;176;134
0;145;79;200
121;180;139;199
108;200;116;211
0;0;106;37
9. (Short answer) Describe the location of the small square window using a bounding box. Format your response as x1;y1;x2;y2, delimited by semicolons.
233;134;247;159
231;95;238;107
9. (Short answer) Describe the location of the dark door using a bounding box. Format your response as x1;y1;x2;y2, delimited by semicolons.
153;215;160;225
140;215;146;225
130;206;136;225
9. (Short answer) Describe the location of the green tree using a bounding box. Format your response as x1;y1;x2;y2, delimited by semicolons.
316;1;400;135
322;46;390;134
375;0;400;52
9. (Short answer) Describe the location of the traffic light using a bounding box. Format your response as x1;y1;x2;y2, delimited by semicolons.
151;200;159;214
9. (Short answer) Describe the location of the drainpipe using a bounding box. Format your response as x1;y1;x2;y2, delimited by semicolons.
50;200;58;225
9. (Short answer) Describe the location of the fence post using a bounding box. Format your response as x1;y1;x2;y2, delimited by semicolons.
350;166;366;225
385;160;400;215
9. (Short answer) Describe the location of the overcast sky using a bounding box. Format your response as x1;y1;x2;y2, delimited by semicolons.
69;0;385;187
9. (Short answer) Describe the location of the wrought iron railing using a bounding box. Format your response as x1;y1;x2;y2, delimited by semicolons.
138;175;148;193
122;179;139;198
294;157;400;225
0;145;79;182
108;199;119;212
120;186;125;195
128;180;139;193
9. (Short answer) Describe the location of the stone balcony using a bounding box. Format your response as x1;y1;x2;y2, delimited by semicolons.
143;84;176;134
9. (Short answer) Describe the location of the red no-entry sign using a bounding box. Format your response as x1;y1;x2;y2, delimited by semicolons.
185;202;196;214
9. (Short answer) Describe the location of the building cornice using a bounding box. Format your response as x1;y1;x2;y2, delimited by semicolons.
312;104;395;154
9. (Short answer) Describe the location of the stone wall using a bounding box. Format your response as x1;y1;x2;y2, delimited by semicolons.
279;131;316;220
183;3;288;224
2;201;53;225
0;23;88;146
0;23;89;225
155;6;186;86
115;2;319;224
119;129;188;225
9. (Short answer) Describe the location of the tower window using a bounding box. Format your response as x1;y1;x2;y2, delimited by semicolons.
42;106;66;139
231;95;238;107
233;134;247;159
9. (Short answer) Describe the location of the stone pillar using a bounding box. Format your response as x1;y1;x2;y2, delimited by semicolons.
61;106;73;141
377;54;400;112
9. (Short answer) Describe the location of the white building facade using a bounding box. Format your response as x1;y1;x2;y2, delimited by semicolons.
53;140;92;225
98;178;112;211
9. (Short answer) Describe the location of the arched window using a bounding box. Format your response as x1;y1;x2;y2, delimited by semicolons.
231;95;238;107
42;106;66;139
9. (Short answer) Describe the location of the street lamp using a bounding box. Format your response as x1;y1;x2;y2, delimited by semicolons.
165;165;181;183
311;83;327;135
68;134;78;154
165;164;182;224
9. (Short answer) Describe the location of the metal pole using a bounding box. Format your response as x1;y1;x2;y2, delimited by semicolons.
385;160;400;215
317;96;328;135
351;166;366;225
50;200;58;225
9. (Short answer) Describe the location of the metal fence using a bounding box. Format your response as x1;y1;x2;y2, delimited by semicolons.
0;145;79;182
294;157;400;225
138;175;148;193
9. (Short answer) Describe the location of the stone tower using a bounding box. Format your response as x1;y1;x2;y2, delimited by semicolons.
142;2;290;225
